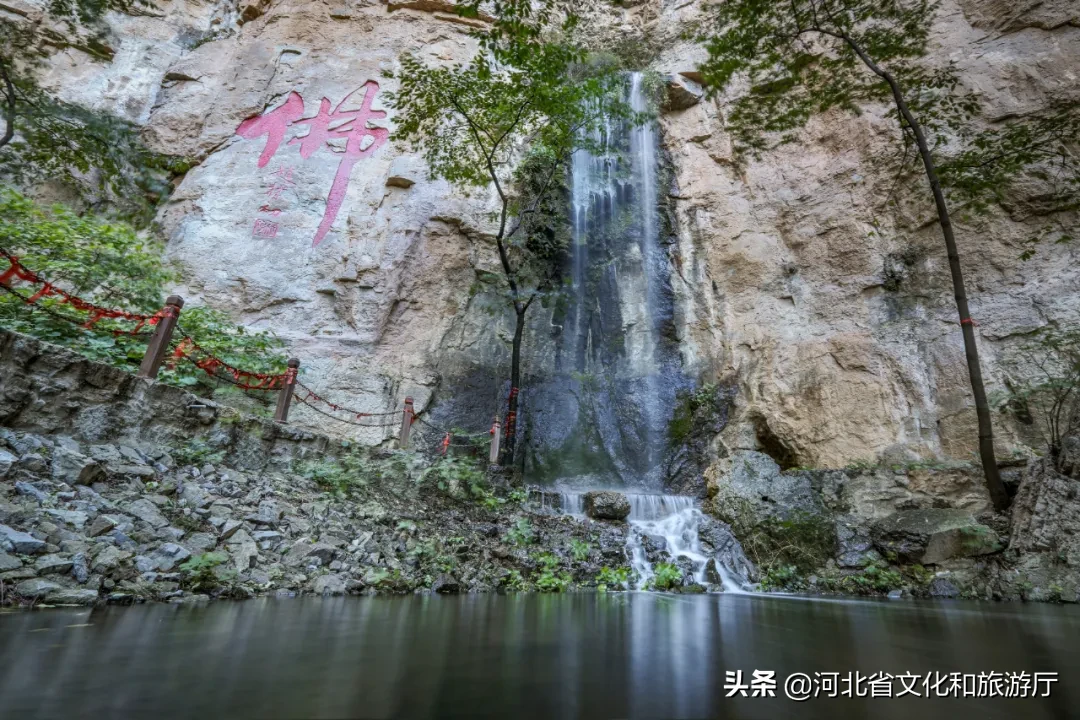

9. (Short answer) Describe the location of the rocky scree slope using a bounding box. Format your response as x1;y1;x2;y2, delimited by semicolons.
0;329;753;606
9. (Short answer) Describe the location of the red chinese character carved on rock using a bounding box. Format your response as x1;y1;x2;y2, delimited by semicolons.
235;82;389;247
252;219;279;239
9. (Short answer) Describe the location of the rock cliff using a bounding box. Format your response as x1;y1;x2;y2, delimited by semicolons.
16;0;1080;481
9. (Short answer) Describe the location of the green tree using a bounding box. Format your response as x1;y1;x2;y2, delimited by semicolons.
697;0;1079;510
1000;329;1080;472
389;0;632;463
0;0;180;224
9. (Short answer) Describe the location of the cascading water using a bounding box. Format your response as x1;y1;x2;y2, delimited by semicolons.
525;71;683;489
524;73;754;592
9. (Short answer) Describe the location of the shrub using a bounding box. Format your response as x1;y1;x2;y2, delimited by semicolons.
569;539;591;563
507;517;534;547
534;553;572;593
758;563;802;592
178;552;231;592
999;328;1080;471
504;569;529;592
595;565;632;591
649;562;682;591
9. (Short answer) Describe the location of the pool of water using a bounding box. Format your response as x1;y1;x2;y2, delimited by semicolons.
1;593;1077;719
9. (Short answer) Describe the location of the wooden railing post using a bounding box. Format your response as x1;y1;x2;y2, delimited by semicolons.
398;396;414;449
137;295;183;380
274;358;300;424
489;416;501;465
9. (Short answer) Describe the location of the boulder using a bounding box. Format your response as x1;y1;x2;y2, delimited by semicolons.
311;573;346;595
14;481;48;504
45;509;90;530
835;520;882;569
583;491;631;520
51;443;105;486
71;553;89;583
87;515;119;538
0;552;22;572
431;574;460;594
0;448;15;477
186;532;217;553
929;577;960;598
219;519;242;540
91;546;132;574
123;499;169;528
663;74;704;111
150;543;192;572
697;515;757;582
0;524;46;554
871;509;1002;564
45;588;99;605
226;529;258;572
16;578;62;599
34;554;74;575
708;451;820;525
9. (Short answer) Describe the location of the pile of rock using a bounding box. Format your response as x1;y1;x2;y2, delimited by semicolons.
0;427;633;606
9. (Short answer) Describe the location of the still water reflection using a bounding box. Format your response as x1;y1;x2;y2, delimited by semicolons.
1;593;1077;719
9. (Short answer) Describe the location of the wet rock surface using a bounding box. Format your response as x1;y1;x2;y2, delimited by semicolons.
583;491;631;521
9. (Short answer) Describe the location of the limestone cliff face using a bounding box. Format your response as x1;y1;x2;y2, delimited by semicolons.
30;0;1080;477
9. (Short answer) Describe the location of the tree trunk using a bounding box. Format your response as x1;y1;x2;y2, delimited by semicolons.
0;58;15;151
843;35;1010;511
501;307;526;465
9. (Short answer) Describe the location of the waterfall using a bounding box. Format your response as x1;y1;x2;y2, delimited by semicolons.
527;71;684;489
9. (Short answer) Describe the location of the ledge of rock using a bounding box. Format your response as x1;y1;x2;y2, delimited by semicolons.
871;509;1002;565
583;491;631;521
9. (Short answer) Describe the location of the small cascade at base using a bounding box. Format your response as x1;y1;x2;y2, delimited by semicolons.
528;488;754;593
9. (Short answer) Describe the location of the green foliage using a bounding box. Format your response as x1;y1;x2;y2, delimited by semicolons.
506;517;534;547
821;562;903;596
507;487;529;505
718;501;836;575
178;552;232;593
503;569;529;592
595;565;631;591
533;552;572;592
998;328;1080;468
699;0;956;155
409;537;458;575
569;539;591;562
0;189;287;392
758;563;803;592
648;562;682;591
696;0;1079;251
388;2;638;464
668;383;729;445
298;450;409;497
420;454;494;507
172;438;226;468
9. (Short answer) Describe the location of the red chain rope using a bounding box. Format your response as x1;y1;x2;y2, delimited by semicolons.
960;317;978;327
171;336;287;391
504;387;519;441
0;251;162;332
